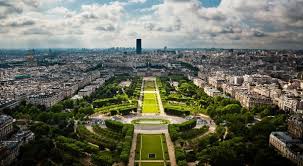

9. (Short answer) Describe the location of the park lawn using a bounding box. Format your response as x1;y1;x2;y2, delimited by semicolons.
136;134;168;161
144;81;156;91
141;162;165;166
142;93;159;113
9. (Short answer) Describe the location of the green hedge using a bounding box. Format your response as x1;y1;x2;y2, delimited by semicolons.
105;120;124;132
164;107;190;116
120;124;134;164
92;151;113;166
93;98;122;108
76;125;117;150
55;136;99;156
94;103;137;115
178;120;197;131
168;120;197;141
92;125;123;140
168;124;179;141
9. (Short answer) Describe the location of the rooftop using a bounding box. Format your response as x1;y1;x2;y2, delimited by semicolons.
271;131;301;144
0;114;13;126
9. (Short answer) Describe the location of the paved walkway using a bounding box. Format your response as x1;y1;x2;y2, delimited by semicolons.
137;79;144;114
154;78;165;115
165;132;177;166
128;132;138;166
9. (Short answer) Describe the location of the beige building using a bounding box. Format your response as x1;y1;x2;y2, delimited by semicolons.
208;76;225;89
27;92;61;107
222;84;247;98
204;86;222;97
270;115;303;166
235;91;274;110
276;96;299;113
193;78;206;88
269;132;303;166
288;115;303;139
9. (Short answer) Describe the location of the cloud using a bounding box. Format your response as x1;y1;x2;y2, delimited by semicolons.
0;0;302;49
0;1;23;19
79;2;124;21
95;24;116;31
128;0;146;3
47;7;73;16
23;28;51;35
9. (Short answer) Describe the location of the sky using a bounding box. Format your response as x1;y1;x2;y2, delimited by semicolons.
0;0;302;49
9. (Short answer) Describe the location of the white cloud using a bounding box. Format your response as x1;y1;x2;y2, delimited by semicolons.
128;0;146;3
0;0;302;49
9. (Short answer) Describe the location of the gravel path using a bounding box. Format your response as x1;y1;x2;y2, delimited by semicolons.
128;132;138;166
165;132;177;166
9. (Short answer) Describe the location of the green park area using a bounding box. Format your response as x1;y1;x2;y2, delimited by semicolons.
136;134;169;165
142;93;159;113
141;162;165;166
144;80;156;91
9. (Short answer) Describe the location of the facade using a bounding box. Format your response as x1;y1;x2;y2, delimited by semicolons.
136;39;142;54
0;141;20;166
270;115;303;166
269;132;303;166
276;96;299;113
243;74;272;84
27;92;60;107
288;115;303;139
235;91;273;109
0;114;34;166
208;76;225;89
204;86;222;97
78;87;93;97
193;78;206;88
221;84;247;97
0;115;14;140
252;84;282;99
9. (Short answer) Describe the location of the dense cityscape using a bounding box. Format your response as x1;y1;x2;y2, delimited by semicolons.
1;0;303;166
0;42;303;165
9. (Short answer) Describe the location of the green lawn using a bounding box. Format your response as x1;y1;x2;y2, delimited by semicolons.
142;93;159;113
136;134;169;161
141;162;165;166
144;81;156;91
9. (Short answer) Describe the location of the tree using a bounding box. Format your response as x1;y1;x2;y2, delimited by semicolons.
222;104;242;114
179;83;196;96
50;103;64;112
178;120;197;131
105;120;124;132
175;147;186;161
178;160;187;166
92;152;113;166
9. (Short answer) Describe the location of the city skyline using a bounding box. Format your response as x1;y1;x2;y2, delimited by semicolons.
0;0;302;49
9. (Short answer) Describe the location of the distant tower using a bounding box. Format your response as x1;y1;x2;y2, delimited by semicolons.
136;39;142;54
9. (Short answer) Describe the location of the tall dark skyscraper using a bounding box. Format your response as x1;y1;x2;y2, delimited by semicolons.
136;39;142;54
